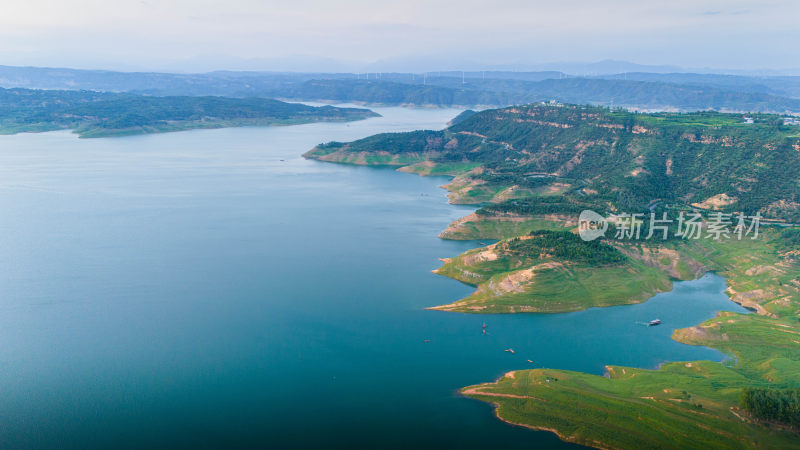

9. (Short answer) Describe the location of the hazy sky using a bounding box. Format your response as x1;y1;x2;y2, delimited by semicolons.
1;0;799;72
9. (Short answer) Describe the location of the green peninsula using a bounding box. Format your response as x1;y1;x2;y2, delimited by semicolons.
305;103;800;448
0;87;378;138
431;230;672;313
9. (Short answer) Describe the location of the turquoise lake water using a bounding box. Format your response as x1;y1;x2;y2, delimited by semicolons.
0;107;748;448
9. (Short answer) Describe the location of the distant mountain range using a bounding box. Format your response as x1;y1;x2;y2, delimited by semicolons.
3;64;800;114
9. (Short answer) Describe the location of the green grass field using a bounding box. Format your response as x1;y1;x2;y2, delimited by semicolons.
464;310;800;448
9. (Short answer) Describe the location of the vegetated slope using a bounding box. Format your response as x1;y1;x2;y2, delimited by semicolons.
446;109;477;126
0;87;378;137
307;103;800;221
431;230;671;313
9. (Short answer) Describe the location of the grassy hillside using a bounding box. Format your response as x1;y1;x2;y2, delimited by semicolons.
432;230;672;313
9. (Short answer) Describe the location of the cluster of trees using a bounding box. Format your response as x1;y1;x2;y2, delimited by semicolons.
342;130;446;154
472;172;556;190
741;388;800;426
477;196;591;216
337;130;483;156
505;230;626;266
776;228;800;250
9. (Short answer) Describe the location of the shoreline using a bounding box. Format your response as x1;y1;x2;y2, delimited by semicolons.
0;109;379;139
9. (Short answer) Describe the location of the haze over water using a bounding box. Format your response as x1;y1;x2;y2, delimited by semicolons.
0;107;747;448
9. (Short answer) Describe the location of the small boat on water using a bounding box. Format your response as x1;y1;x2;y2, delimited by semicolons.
649;319;662;326
505;348;515;354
